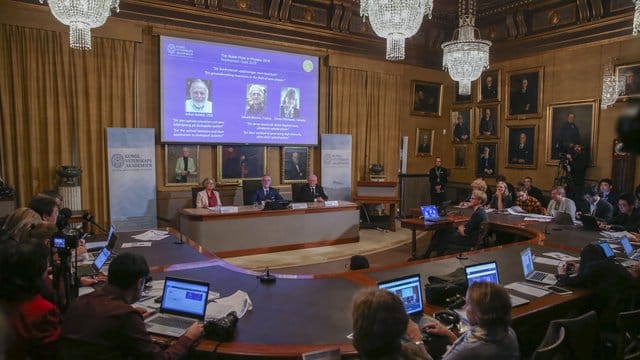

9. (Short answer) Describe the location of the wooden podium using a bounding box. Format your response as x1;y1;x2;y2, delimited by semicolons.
352;181;399;231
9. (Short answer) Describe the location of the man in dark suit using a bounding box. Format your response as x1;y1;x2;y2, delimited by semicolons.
577;187;614;223
522;177;545;206
599;178;619;216
510;132;533;165
478;146;495;176
297;174;328;203
251;175;284;204
481;74;498;100
510;77;536;115
428;157;449;202
284;151;306;180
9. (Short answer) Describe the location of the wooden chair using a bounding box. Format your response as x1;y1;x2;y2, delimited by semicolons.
531;327;567;360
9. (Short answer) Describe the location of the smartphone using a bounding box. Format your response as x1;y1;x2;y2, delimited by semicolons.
547;285;572;295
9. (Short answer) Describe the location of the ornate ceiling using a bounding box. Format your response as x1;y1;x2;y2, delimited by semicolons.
24;0;637;68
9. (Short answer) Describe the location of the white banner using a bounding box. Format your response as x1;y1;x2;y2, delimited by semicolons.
321;134;352;201
107;128;157;231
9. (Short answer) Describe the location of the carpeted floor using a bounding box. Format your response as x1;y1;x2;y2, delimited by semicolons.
223;222;433;274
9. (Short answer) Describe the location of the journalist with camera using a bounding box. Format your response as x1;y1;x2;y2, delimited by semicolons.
561;144;587;203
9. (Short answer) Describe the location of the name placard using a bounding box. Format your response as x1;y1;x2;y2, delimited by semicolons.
324;200;339;207
220;206;239;213
291;203;308;209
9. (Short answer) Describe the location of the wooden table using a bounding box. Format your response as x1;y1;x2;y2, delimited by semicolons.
400;216;467;260
352;195;399;231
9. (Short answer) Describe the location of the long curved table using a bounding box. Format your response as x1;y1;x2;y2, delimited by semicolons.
110;211;616;358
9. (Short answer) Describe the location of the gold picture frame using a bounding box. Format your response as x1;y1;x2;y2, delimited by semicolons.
505;124;538;169
411;80;443;117
478;69;501;102
451;108;473;143
476;142;498;178
615;62;640;101
165;144;199;186
545;99;599;166
476;103;500;139
281;146;312;183
506;67;544;119
415;128;434;157
453;145;467;169
217;145;267;184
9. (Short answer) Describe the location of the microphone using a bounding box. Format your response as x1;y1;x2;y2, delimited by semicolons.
258;268;276;283
82;212;108;233
456;252;468;260
56;208;73;230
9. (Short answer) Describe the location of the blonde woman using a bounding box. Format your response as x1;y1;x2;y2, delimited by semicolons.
1;207;42;242
489;181;513;210
196;178;221;208
460;178;489;207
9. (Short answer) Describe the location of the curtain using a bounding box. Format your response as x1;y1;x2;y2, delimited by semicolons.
329;67;400;191
0;24;136;225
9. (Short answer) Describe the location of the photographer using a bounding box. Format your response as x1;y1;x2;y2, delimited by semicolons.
60;253;203;359
565;144;587;202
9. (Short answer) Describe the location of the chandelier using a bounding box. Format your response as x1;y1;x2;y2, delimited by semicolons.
441;0;491;96
360;0;433;61
601;60;624;109
634;0;640;35
40;0;120;50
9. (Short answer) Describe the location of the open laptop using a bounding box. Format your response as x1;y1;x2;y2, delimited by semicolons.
377;274;425;323
77;246;111;277
464;261;529;307
421;205;446;222
580;215;600;231
618;236;640;266
87;225;119;254
520;248;557;285
145;277;210;337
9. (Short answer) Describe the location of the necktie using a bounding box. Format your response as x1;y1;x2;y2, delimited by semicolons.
264;188;268;196
311;187;316;196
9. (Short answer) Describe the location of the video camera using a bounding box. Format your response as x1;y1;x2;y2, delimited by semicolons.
51;230;80;250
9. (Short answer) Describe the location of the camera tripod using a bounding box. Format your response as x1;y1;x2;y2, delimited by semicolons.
51;249;78;311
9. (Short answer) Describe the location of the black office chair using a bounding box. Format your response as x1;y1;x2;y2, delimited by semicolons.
191;187;204;208
291;183;305;202
541;311;599;360
242;179;262;205
531;327;567;360
444;221;491;254
602;309;640;360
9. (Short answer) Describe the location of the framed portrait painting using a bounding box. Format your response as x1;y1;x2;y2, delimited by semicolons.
411;80;442;117
615;63;640;101
505;124;537;168
545;100;599;165
476;103;500;139
165;144;199;186
476;143;498;178
415;128;434;157
451;108;472;143
454;82;473;104
281;146;311;183
217;145;267;184
506;67;544;119
478;69;500;102
453;146;467;169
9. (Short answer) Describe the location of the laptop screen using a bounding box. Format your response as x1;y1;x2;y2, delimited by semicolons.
465;261;500;286
161;277;210;319
421;205;439;220
598;241;615;258
93;247;111;271
520;248;535;277
377;274;423;315
106;225;117;249
621;236;633;257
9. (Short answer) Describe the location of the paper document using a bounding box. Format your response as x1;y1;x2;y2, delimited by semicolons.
205;290;253;320
507;206;526;215
121;242;152;248
524;217;552;222
533;256;562;266
484;208;496;213
506;282;550;298
600;231;633;239
542;252;579;261
132;230;170;241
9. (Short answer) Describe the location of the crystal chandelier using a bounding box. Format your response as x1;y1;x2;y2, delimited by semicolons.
441;0;491;96
601;60;625;109
40;0;120;50
634;0;640;35
360;0;433;61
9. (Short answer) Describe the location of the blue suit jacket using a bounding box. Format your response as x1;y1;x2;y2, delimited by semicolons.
251;187;284;204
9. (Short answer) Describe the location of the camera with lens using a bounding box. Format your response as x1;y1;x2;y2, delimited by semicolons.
204;311;239;342
52;229;80;250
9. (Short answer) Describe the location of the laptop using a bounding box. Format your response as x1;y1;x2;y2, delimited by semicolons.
618;236;640;266
377;274;425;323
145;277;210;337
87;225;119;254
580;215;600;231
263;200;290;211
464;261;529;307
520;248;557;285
421;205;446;222
77;246;111;277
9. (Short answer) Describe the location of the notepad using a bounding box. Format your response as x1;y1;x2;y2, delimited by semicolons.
505;282;551;298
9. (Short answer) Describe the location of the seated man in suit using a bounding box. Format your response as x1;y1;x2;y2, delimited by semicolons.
577;187;614;223
250;175;284;204
297;174;328;203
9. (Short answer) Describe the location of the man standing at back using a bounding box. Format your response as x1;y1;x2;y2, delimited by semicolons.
428;157;448;205
60;253;203;359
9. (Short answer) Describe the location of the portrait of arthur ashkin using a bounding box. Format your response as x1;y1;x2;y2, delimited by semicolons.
185;79;212;113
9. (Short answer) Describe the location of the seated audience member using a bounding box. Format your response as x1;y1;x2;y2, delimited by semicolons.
488;181;512;210
423;190;487;258
1;207;42;243
351;288;430;360
495;175;515;202
28;195;59;224
431;182;447;206
522;176;546;206
546;186;577;222
424;281;519;359
460;178;490;207
195;177;221;208
601;193;640;232
577;187;613;223
599;178;619;216
39;189;63;207
298;174;328;203
250;175;284;204
513;186;546;215
0;234;62;359
60;253;203;359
